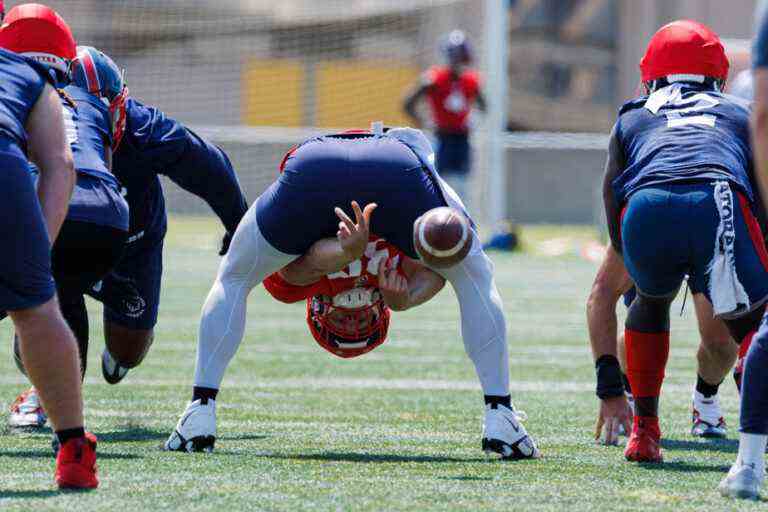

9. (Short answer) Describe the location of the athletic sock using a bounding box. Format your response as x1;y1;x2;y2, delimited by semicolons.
695;374;721;398
484;394;511;409
736;432;768;475
192;386;218;404
624;329;670;414
56;427;85;445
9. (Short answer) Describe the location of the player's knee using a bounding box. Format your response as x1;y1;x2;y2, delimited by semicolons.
104;322;154;368
626;293;672;331
9;296;64;332
697;316;734;351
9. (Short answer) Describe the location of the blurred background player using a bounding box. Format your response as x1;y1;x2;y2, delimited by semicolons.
164;127;539;460
402;30;486;203
720;1;768;500
602;20;768;465
1;6;129;429
0;0;97;489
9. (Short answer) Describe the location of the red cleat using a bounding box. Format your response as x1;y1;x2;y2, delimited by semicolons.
624;416;663;463
55;432;99;489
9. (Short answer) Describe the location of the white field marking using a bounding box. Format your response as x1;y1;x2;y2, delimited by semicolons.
143;340;590;358
0;375;702;396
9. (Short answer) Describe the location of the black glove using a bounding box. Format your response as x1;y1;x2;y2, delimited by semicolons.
220;231;233;256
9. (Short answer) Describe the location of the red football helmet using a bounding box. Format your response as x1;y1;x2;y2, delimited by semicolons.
307;286;391;359
640;20;728;89
0;3;76;74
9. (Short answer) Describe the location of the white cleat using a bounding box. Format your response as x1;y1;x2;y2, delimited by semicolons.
719;462;764;500
481;403;540;460
8;387;47;429
101;350;129;385
691;391;727;439
164;399;217;453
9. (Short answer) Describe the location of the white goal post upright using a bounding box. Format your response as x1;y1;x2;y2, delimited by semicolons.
483;0;509;227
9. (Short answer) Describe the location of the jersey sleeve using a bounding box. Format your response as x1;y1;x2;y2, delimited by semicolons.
124;98;249;235
422;66;440;87
465;70;481;96
262;272;328;304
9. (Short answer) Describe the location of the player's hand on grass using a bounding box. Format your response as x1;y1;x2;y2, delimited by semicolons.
378;257;409;311
335;201;377;261
595;395;632;446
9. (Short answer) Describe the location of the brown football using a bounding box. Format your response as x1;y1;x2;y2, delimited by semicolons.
413;207;473;268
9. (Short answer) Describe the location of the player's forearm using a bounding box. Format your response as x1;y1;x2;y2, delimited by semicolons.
164;130;248;234
279;238;352;286
402;87;425;128
36;157;75;243
385;269;445;312
587;289;620;360
586;247;630;361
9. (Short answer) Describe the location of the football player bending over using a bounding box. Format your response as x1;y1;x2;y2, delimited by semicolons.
165;127;540;460
602;21;768;482
262;210;445;359
589;247;737;444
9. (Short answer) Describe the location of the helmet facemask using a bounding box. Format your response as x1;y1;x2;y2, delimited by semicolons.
307;287;390;358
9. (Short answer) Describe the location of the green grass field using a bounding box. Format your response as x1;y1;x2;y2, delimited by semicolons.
0;217;761;511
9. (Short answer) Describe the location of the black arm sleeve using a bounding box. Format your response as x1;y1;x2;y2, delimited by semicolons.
603;124;626;253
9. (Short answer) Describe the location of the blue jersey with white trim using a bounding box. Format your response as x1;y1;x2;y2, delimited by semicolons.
113;98;248;241
0;48;50;159
612;85;754;205
61;84;118;187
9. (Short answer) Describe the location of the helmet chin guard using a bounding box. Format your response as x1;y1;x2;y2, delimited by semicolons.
307;287;390;359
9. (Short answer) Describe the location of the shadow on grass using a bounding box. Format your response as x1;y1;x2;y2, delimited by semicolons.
636;460;730;473
0;489;59;499
439;475;494;481
0;449;140;460
260;452;487;464
219;433;269;442
98;426;168;443
661;438;738;454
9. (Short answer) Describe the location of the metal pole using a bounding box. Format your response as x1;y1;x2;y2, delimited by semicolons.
483;0;509;225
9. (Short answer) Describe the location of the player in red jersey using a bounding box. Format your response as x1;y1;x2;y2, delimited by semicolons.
403;30;486;201
263;225;446;359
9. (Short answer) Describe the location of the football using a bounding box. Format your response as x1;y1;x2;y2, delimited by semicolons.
413;207;473;268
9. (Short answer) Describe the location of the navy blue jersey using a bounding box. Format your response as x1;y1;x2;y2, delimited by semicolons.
61;85;118;188
0;48;50;159
612;85;754;204
113;98;247;241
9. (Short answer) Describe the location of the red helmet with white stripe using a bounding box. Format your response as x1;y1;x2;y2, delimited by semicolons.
0;3;76;75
